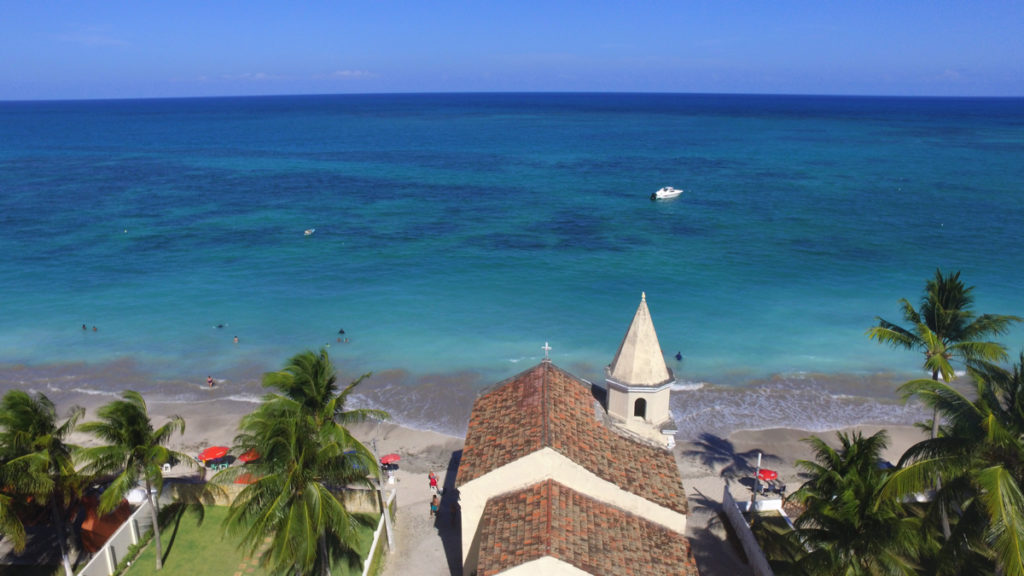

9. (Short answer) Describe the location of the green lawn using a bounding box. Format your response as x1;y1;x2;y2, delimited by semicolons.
125;506;379;576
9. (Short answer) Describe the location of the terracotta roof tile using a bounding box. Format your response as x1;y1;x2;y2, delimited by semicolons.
477;480;699;576
456;362;687;515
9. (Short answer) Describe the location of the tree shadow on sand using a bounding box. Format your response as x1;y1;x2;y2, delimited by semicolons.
684;433;783;490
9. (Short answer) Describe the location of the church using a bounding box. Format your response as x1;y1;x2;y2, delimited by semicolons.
455;293;699;575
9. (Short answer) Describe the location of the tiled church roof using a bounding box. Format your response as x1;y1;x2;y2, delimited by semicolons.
476;480;699;576
456;361;687;515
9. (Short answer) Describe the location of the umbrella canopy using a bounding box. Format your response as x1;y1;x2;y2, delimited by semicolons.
757;469;778;482
198;446;229;462
380;453;401;465
234;472;258;485
238;449;260;463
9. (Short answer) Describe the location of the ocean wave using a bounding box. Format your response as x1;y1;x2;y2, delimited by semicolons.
65;387;122;398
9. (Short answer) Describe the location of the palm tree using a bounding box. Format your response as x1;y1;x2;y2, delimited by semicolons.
883;355;1024;576
869;269;1021;541
0;390;84;576
0;490;25;553
789;430;924;575
222;348;388;576
78;390;190;571
868;269;1021;439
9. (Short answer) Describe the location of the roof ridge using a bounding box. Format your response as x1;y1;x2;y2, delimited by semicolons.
542;361;551;447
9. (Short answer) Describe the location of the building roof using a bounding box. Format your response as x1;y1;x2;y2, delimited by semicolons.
456;361;687;515
476;479;699;576
606;292;674;388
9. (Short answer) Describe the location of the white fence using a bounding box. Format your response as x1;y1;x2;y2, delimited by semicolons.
360;488;397;576
77;499;154;576
722;485;774;576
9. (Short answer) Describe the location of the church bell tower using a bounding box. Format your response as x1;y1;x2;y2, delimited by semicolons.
605;292;678;448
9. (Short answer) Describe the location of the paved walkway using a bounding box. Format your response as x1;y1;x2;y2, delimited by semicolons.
379;466;460;576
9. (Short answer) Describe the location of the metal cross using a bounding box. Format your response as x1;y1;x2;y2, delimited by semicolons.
542;341;552;359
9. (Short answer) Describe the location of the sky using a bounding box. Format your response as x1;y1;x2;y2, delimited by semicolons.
2;1;1023;100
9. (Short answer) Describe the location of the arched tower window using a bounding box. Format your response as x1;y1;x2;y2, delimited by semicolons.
633;398;647;419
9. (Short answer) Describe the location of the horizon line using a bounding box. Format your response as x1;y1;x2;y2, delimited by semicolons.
4;90;1024;105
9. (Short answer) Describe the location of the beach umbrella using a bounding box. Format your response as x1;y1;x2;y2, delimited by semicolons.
198;446;229;462
379;453;400;465
757;469;778;482
234;472;258;485
238;449;260;463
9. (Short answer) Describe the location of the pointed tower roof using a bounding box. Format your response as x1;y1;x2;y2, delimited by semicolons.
606;292;674;388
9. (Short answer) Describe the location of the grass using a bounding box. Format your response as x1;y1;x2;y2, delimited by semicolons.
125;506;379;576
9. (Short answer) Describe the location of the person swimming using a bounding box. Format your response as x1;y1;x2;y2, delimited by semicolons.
207;376;214;387
675;351;682;361
338;328;345;335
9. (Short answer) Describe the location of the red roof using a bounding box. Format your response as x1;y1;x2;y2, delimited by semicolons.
457;361;688;515
476;480;699;576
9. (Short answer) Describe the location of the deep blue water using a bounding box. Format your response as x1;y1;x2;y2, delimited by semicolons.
1;93;1022;437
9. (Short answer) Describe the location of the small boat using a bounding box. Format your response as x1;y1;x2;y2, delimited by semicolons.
650;186;683;200
304;228;316;236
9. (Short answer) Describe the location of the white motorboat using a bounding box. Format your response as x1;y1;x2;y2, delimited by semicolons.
650;186;683;200
304;228;316;236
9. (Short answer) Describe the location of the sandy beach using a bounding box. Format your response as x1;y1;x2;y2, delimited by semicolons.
56;392;926;576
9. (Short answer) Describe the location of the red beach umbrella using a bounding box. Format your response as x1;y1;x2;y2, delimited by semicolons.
235;473;258;485
757;469;778;482
198;446;229;462
238;449;260;463
379;453;401;465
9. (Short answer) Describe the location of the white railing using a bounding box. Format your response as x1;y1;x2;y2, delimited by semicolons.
722;485;774;576
76;499;154;576
361;488;397;576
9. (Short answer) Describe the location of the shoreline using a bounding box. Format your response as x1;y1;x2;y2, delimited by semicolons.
1;357;928;442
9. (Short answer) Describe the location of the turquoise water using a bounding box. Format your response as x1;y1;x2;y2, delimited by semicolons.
1;93;1022;437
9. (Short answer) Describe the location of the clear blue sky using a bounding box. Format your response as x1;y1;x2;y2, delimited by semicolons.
2;1;1022;100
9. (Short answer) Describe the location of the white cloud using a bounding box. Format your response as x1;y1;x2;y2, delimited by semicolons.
222;72;281;81
315;70;374;79
939;69;962;81
56;28;128;47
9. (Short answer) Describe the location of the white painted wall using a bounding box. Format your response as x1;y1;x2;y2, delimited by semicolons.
497;555;593;575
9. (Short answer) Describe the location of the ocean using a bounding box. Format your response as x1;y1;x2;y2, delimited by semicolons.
2;93;1022;439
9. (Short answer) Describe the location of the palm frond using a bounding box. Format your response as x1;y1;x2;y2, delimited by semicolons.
976;466;1024;576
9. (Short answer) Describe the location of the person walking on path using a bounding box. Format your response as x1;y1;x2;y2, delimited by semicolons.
429;495;439;517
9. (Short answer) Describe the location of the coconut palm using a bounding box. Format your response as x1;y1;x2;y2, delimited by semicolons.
222;348;388;576
78;390;190;571
868;269;1021;438
789;430;923;576
883;355;1024;576
0;390;83;576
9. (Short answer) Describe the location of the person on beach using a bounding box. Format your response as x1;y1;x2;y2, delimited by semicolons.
429;471;439;494
430;495;439;517
207;376;214;387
